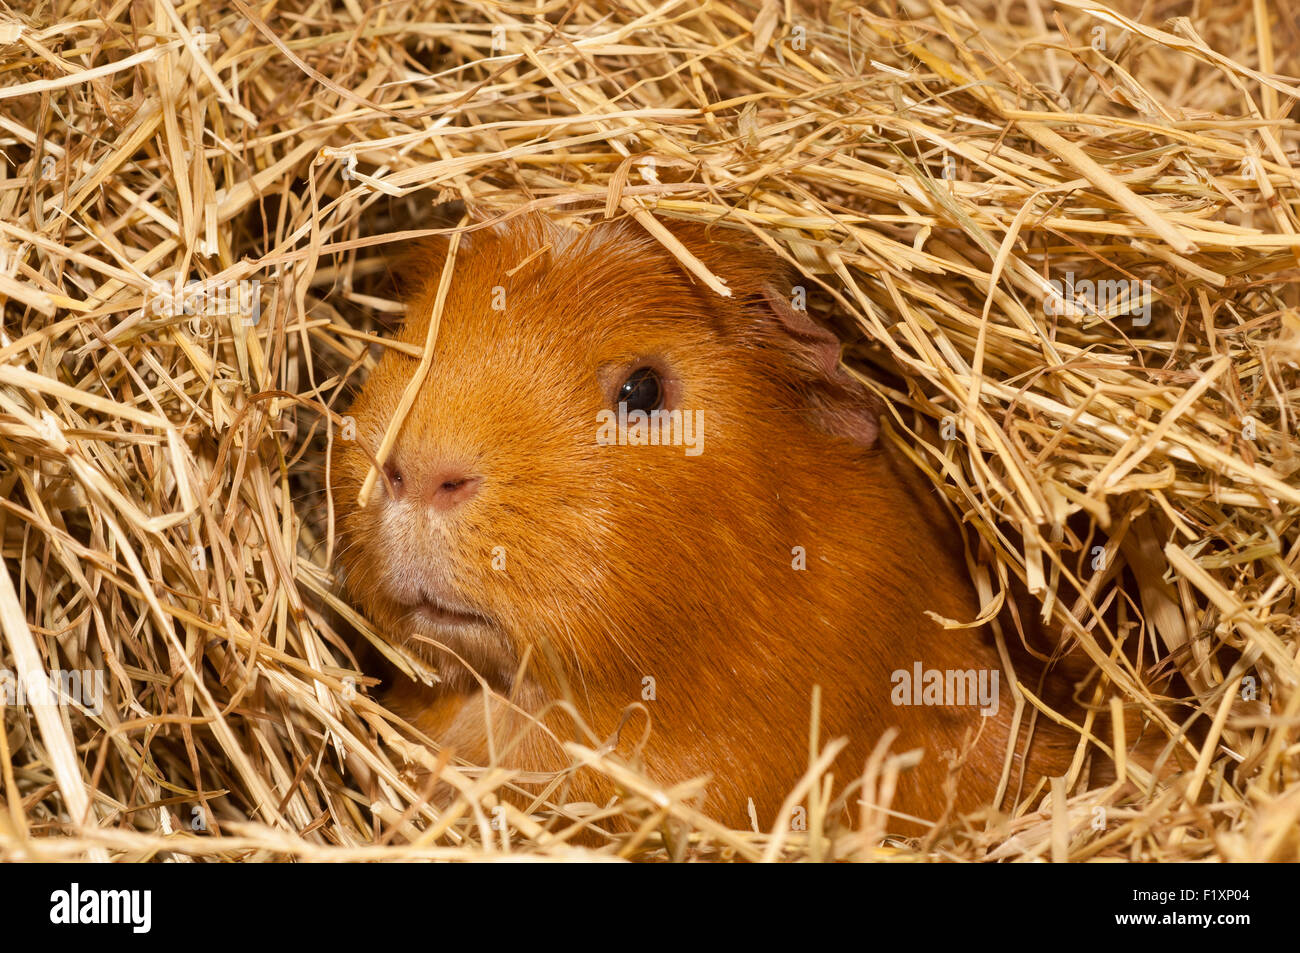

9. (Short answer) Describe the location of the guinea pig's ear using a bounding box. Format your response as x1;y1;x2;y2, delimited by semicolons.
389;237;444;303
664;222;881;450
749;280;881;450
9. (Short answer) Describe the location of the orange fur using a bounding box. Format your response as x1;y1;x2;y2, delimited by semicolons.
333;214;1097;833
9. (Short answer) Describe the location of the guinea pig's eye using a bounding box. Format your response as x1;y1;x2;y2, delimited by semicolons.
617;367;663;413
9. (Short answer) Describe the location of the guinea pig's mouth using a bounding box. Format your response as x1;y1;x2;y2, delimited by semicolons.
411;596;492;630
393;592;516;690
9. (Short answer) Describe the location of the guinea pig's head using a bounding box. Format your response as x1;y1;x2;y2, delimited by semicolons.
331;214;879;693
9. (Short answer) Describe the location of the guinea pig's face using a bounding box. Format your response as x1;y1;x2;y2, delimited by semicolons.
332;215;876;692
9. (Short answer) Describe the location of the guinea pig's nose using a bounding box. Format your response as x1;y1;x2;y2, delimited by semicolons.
382;460;482;511
382;462;405;498
425;469;484;513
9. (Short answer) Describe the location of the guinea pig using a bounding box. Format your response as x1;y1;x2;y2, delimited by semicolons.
331;211;1092;834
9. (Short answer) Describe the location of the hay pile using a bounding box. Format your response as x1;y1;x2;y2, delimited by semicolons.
1;0;1297;861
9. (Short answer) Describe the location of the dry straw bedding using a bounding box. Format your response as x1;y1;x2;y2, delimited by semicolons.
0;0;1297;861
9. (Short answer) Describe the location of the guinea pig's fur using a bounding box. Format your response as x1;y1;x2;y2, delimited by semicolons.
332;213;1108;833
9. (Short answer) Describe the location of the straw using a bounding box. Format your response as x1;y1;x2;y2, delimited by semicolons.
0;0;1296;861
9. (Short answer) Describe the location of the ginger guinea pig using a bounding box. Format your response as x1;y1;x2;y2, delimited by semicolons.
332;212;1081;833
